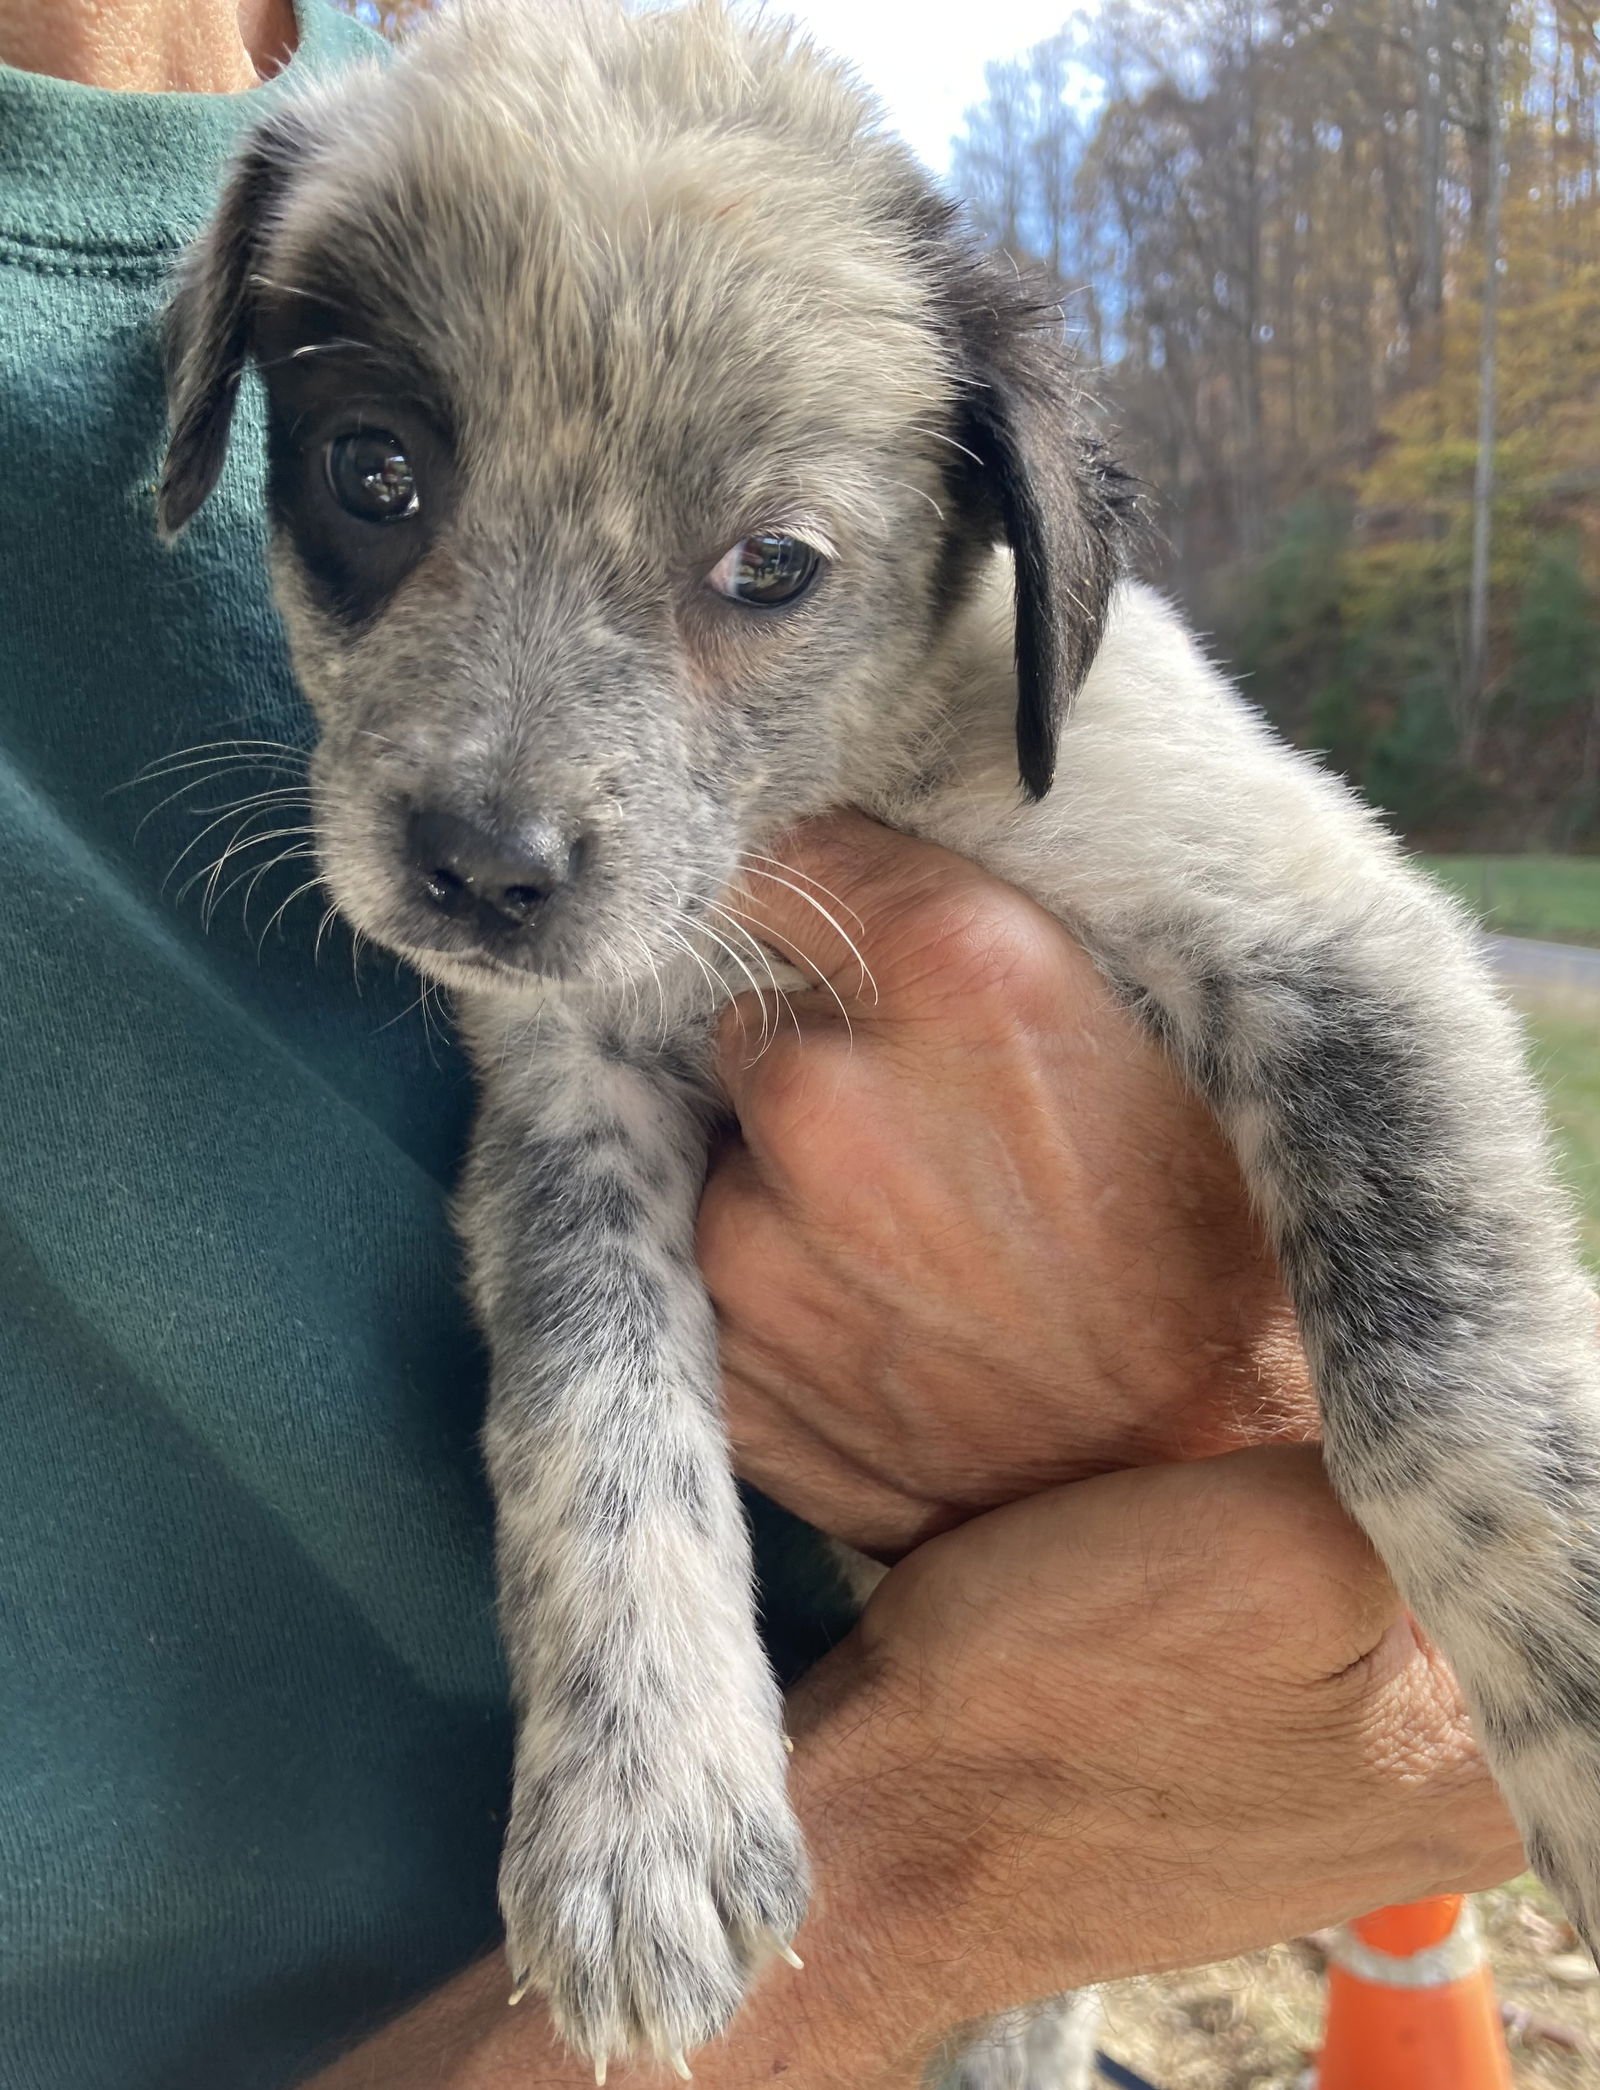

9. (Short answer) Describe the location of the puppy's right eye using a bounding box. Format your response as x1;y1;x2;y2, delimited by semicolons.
706;534;822;608
325;431;419;524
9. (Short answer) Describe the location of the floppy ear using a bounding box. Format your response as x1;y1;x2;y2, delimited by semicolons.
158;105;308;539
924;218;1138;798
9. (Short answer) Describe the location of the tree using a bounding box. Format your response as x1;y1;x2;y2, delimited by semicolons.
1463;0;1507;759
333;0;433;40
950;0;1600;845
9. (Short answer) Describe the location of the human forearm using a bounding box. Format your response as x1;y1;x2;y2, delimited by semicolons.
829;1451;1518;2019
306;1451;1518;2087
297;1949;919;2090
298;1685;936;2090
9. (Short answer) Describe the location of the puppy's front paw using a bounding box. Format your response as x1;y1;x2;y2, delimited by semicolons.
500;1756;809;2076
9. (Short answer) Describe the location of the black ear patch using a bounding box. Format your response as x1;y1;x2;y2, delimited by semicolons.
158;105;310;539
912;198;1139;798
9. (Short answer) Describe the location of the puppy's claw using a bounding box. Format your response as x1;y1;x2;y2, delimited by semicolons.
669;2051;693;2080
782;1735;794;1754
508;1977;530;2007
779;1943;804;1970
594;2061;607;2087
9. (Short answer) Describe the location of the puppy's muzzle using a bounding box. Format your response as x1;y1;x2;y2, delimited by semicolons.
406;802;587;941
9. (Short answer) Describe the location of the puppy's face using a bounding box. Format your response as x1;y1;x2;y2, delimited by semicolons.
160;4;1128;999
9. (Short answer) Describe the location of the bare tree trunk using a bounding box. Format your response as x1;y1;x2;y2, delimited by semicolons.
1414;0;1447;380
1030;36;1076;286
1575;686;1600;847
1235;0;1265;556
1463;0;1506;767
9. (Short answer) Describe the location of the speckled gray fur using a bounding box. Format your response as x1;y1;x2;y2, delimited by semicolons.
160;4;1600;2082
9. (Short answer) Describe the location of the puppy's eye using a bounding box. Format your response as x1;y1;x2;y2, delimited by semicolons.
325;431;419;524
706;534;821;608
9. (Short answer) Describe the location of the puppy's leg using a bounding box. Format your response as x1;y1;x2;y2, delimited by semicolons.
1107;913;1600;1954
459;1007;807;2072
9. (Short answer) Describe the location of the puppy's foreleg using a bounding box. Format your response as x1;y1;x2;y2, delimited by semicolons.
459;1012;807;2072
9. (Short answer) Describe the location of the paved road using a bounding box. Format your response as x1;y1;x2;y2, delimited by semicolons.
1489;935;1600;995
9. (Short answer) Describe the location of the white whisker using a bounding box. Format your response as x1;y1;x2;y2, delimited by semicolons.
237;843;316;929
179;822;321;911
176;820;276;916
414;979;451;1066
739;848;864;932
626;928;671;1050
909;422;984;469
164;797;311;890
739;851;866;933
729;901;858;1049
206;842;316;928
377;983;431;1036
703;901;810;1056
131;778;309;838
893;478;945;523
663;926;725;1027
118;735;309;787
313;904;342;966
256;872;325;952
733;864;878;1006
695;918;776;1049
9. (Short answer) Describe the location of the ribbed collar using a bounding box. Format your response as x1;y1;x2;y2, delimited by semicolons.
0;0;383;260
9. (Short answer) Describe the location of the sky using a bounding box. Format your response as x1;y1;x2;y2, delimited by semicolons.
771;1;1085;170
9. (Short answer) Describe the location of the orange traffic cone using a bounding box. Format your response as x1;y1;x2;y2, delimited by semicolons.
1313;1895;1513;2089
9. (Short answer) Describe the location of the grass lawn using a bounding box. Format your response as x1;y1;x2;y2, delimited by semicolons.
1518;989;1600;1275
1421;852;1600;1263
1423;854;1600;946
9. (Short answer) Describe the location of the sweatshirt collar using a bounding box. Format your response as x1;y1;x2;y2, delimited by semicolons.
0;0;383;260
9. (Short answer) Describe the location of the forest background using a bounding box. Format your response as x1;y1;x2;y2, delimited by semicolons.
953;0;1600;851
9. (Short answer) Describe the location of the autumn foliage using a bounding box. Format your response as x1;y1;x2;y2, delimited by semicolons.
956;0;1600;845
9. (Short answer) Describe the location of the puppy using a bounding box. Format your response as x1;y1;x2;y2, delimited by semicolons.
158;2;1600;2081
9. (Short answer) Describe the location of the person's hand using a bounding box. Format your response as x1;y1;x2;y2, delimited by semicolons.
787;1445;1521;2064
699;814;1315;1553
302;1449;1520;2089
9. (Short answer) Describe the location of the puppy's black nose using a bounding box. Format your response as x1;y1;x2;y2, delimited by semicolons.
406;806;582;931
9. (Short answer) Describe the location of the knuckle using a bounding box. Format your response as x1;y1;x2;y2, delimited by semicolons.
894;880;1077;1028
728;1025;860;1149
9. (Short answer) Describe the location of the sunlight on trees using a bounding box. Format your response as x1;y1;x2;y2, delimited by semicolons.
333;0;433;39
954;0;1600;844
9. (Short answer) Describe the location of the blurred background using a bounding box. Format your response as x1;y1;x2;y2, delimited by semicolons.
947;1;1597;865
341;6;1600;2082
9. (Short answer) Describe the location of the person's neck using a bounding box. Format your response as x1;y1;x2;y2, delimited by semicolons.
0;0;298;93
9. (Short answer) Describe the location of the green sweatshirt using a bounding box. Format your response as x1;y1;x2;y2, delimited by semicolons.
0;9;843;2085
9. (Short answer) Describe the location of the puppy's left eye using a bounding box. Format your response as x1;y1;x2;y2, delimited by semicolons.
706;534;822;608
325;430;420;524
